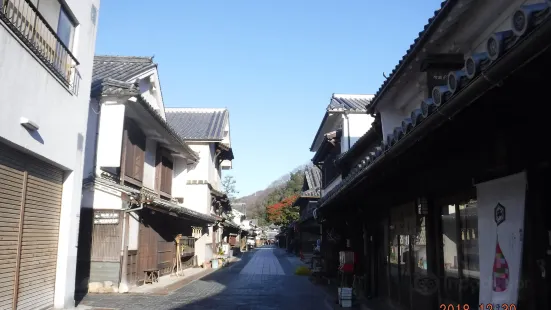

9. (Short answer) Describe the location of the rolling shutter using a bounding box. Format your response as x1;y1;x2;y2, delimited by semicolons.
0;150;24;310
0;143;63;310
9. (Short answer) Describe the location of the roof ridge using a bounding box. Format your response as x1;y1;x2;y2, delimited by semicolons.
332;93;374;99
166;107;227;113
94;55;154;63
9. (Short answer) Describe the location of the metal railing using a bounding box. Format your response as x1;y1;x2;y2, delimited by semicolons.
0;0;81;94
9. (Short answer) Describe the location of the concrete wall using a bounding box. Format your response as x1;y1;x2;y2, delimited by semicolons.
0;0;100;307
89;262;120;285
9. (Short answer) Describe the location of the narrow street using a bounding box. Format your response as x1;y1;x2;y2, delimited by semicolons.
78;246;330;310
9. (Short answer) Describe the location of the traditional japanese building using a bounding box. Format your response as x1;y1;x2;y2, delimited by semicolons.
295;166;322;255
313;1;551;309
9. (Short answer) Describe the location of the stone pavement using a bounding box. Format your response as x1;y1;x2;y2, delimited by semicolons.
77;246;331;310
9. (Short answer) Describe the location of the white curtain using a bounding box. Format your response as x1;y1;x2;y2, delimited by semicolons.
476;172;526;307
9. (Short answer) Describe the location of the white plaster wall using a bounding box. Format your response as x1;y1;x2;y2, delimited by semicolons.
195;227;214;265
138;78;160;111
134;70;165;119
127;214;139;251
379;107;412;140
92;188;124;210
209;144;222;191
0;0;100;307
95;103;125;175
143;139;157;190
342;113;374;152
183;184;211;214
172;157;188;199
186;143;210;181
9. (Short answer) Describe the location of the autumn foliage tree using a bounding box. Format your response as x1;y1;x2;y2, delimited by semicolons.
266;194;299;226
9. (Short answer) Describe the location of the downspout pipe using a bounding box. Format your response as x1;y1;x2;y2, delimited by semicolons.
320;16;551;213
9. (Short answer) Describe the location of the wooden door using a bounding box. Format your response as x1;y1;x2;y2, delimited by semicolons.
137;221;157;283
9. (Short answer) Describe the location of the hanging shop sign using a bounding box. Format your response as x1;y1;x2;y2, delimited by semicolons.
94;211;120;225
476;172;526;308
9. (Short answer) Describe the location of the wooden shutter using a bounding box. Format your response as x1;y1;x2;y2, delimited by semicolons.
131;131;145;182
161;157;173;196
155;147;173;197
123;119;145;184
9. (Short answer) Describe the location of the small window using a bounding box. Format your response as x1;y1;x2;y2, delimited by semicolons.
57;6;75;50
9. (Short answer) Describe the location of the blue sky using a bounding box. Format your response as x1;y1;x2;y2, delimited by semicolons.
95;0;443;197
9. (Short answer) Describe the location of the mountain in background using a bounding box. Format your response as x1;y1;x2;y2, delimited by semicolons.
234;162;310;222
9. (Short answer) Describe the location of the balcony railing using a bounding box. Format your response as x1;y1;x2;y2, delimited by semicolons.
0;0;81;94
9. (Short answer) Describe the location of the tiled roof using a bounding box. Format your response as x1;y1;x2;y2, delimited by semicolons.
165;108;229;140
92;55;156;85
316;7;551;213
90;78;140;97
300;166;321;198
89;55;199;161
328;94;373;111
310;94;372;151
150;198;219;223
305;166;322;190
367;0;456;113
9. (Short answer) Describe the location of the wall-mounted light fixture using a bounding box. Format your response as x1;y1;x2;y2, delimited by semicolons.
20;117;39;131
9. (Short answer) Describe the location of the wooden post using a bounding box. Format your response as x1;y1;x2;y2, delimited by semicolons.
174;234;183;276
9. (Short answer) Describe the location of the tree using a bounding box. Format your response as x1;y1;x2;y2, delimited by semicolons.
221;175;239;202
265;195;299;226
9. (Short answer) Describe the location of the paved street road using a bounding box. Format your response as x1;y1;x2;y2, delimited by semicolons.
79;246;330;310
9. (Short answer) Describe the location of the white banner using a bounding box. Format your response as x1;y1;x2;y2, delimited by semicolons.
477;172;526;307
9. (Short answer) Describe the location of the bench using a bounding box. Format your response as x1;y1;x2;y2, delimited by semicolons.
143;268;160;284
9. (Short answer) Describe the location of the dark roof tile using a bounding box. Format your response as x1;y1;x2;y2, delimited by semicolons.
92;55;156;85
328;94;373;112
166;108;229;140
